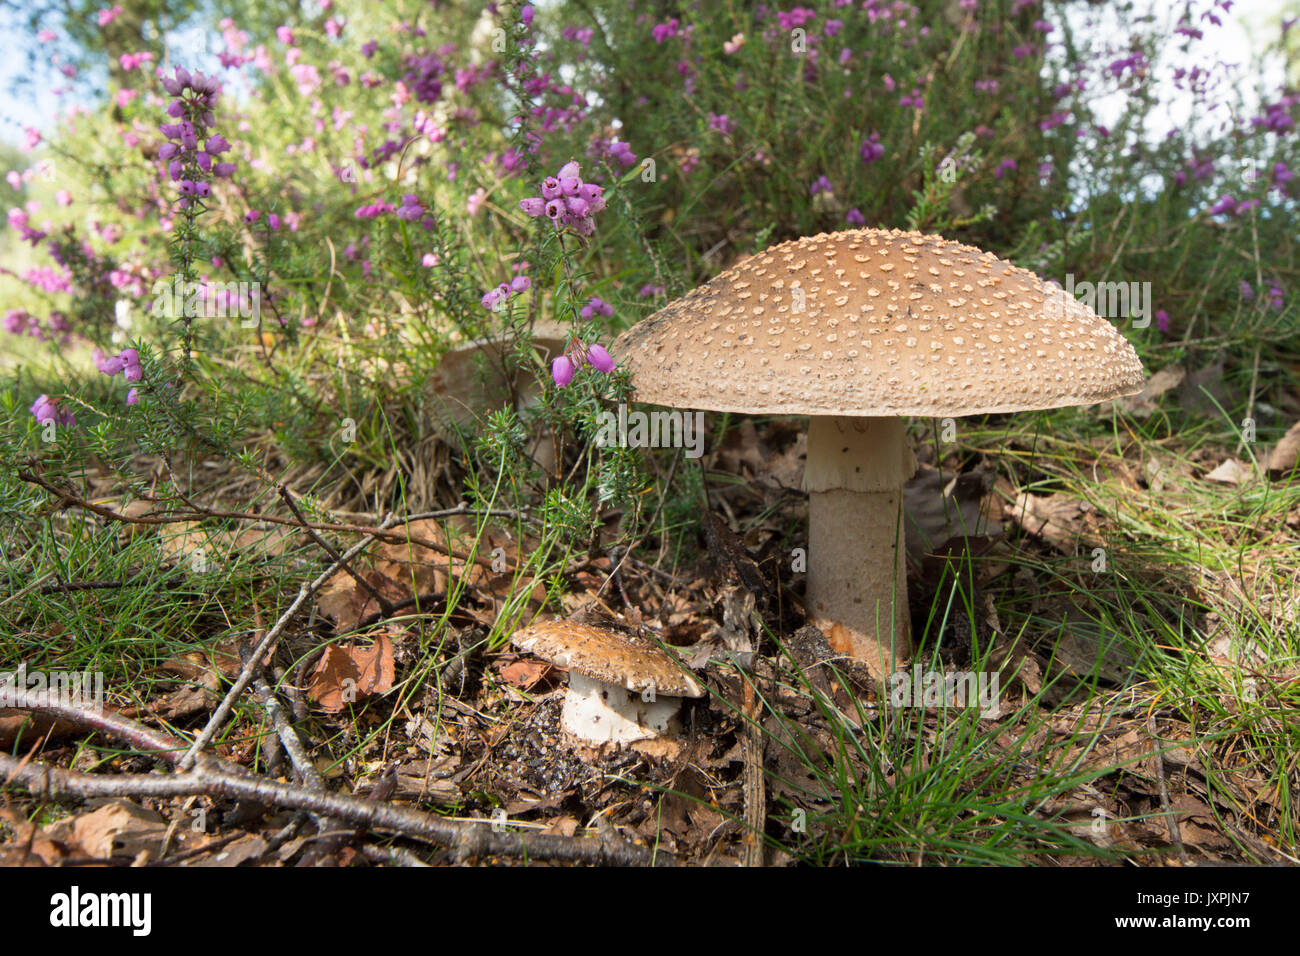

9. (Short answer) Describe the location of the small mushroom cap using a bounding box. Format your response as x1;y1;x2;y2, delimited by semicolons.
612;228;1145;417
511;619;705;698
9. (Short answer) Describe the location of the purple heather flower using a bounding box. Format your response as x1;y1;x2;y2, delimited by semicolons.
860;133;884;163
580;296;614;320
510;275;531;294
519;197;546;217
31;394;74;427
1208;195;1237;216
552;355;575;387
652;19;679;44
607;141;636;167
577;183;605;211
586;344;615;373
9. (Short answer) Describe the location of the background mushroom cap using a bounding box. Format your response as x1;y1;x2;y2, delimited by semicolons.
511;619;705;698
612;228;1145;417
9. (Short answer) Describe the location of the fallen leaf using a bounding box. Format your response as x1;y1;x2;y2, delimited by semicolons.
1113;364;1186;418
306;632;396;713
1009;492;1098;553
0;711;85;749
1203;459;1252;485
159;521;297;569
497;658;555;690
189;833;269;867
71;801;167;861
1177;359;1232;416
1265;420;1300;481
714;419;804;488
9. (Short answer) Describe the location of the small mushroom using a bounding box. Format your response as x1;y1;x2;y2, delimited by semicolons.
612;228;1145;674
511;619;704;747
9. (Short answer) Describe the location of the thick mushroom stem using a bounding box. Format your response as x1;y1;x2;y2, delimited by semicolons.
560;672;683;745
804;416;917;673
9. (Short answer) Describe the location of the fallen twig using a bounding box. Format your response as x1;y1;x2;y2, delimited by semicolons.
1147;714;1190;866
3;675;665;866
0;753;664;865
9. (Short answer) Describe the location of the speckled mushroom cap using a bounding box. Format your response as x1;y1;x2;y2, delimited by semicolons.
612;228;1145;417
512;619;705;697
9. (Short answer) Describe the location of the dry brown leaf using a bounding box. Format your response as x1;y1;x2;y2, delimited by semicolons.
159;521;296;568
497;658;555;690
1009;492;1098;553
71;801;168;860
306;632;396;713
714;419;805;488
0;711;85;749
1113;364;1186;418
1177;359;1232;416
316;519;534;631
1204;459;1253;485
189;833;269;867
1266;419;1300;480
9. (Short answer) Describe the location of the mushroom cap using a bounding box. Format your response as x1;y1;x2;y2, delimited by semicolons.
511;619;705;698
612;228;1145;417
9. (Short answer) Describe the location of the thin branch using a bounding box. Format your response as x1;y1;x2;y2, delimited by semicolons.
0;753;664;866
278;482;395;617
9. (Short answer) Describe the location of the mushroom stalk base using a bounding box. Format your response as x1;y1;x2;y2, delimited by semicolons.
804;416;915;675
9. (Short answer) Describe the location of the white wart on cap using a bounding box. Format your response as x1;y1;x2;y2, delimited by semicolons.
512;619;704;747
612;228;1144;674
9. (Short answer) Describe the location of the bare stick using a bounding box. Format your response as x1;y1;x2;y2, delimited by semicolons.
1147;713;1190;866
252;678;323;792
0;753;664;866
740;674;767;868
15;694;192;763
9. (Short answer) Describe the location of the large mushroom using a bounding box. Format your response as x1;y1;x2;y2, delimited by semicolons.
612;228;1144;674
511;619;704;747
